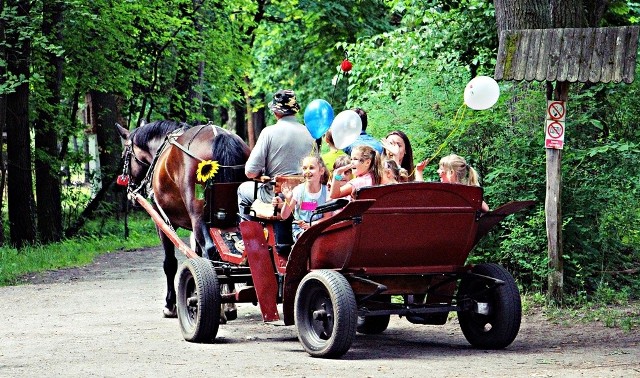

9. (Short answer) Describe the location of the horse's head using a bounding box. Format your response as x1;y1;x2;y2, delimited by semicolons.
116;120;190;189
116;124;153;188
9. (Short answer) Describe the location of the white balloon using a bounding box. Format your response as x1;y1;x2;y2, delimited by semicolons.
330;110;362;149
464;76;500;110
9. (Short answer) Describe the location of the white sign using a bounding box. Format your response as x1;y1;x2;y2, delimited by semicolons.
545;120;564;149
547;100;566;121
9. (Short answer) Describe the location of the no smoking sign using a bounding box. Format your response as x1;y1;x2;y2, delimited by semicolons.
545;101;566;150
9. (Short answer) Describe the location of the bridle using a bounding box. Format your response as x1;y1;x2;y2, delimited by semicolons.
121;140;151;192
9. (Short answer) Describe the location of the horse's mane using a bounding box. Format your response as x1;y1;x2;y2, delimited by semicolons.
132;120;191;153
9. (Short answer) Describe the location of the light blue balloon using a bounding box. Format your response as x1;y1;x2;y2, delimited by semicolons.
304;99;334;139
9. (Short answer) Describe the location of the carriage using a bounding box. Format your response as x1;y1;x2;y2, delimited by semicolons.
118;121;533;358
164;178;533;358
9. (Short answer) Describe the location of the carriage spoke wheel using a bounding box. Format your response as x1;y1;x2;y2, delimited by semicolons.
294;270;357;358
457;263;521;349
176;257;220;343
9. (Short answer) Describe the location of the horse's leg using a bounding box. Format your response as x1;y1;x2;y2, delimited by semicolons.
159;229;178;318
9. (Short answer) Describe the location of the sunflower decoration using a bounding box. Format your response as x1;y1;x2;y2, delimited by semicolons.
195;160;220;200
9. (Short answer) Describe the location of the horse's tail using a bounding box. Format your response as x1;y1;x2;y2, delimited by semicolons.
211;132;250;183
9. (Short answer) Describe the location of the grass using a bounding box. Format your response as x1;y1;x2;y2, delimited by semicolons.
521;290;640;332
0;211;176;286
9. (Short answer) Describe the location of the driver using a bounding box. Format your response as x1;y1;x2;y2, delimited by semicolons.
237;89;315;215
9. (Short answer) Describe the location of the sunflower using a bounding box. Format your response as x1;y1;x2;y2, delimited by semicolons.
196;160;220;183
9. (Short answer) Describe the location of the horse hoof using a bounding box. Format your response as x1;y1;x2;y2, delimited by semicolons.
224;309;238;321
163;306;177;318
219;316;227;325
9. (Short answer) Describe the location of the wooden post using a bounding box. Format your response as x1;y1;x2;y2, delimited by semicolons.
546;148;563;303
545;81;568;304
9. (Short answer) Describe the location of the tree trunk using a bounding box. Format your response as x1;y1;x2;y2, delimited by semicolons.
34;0;64;243
5;0;36;247
0;0;8;245
89;90;122;203
234;100;247;143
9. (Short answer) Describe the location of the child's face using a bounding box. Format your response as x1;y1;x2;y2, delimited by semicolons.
350;150;371;177
302;157;324;182
437;164;453;183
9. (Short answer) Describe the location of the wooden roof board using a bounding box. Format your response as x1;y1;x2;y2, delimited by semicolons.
525;29;542;81
546;29;563;82
577;28;596;82
495;26;639;84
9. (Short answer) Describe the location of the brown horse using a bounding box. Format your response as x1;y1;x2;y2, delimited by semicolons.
117;120;250;317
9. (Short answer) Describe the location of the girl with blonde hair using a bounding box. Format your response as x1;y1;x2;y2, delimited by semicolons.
438;154;489;212
330;145;382;200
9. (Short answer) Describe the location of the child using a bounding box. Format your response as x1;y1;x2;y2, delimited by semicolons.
328;155;353;194
438;154;490;212
380;159;399;185
321;130;346;175
330;145;382;200
272;154;331;241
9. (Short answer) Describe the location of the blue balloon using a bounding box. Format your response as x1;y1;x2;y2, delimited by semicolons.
304;99;334;139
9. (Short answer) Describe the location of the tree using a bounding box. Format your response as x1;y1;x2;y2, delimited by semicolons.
34;0;64;243
5;0;37;247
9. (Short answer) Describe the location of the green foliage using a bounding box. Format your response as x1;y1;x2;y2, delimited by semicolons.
340;1;640;301
251;0;394;110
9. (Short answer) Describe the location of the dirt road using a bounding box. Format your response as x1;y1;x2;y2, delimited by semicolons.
1;247;638;377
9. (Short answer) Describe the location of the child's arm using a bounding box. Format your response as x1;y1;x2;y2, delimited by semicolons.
279;183;296;219
329;163;354;199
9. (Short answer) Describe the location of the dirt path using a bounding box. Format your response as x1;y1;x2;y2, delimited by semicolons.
1;247;638;377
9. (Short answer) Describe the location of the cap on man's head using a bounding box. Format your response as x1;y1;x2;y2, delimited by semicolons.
268;89;300;116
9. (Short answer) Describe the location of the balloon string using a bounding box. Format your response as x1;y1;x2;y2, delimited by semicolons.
330;71;343;105
425;103;467;165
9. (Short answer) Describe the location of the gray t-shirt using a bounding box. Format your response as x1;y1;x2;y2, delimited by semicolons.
245;116;315;177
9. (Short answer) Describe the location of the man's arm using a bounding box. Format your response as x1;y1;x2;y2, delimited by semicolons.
245;129;269;178
246;170;260;179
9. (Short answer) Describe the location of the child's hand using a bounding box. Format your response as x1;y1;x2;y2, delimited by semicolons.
281;184;293;200
416;158;430;173
335;163;354;175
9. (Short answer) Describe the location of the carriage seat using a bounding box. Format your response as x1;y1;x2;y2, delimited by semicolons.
348;182;485;269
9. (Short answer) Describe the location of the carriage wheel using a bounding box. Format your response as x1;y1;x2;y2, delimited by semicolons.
457;263;521;349
294;270;357;358
357;295;391;334
176;257;221;342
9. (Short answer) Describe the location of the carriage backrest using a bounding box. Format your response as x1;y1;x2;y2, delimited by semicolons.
345;182;484;269
205;182;243;228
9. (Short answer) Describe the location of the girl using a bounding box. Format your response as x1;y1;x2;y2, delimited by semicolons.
330;145;382;200
438;154;490;212
272;154;331;241
381;130;427;181
380;159;408;185
328;155;353;194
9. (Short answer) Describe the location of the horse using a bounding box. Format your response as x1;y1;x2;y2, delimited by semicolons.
117;120;250;317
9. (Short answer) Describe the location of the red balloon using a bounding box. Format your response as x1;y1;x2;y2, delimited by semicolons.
117;174;129;186
341;59;353;72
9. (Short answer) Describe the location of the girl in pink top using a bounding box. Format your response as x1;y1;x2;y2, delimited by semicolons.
329;145;382;200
